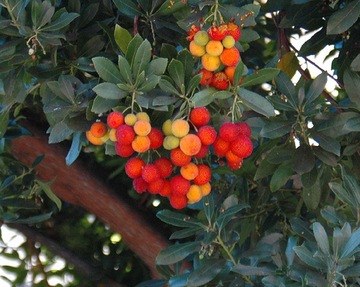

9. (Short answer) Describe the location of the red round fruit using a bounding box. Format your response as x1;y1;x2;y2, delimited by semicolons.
194;144;209;158
219;122;239;142
169;194;188;209
116;124;135;145
197;125;217;145
159;180;172;197
213;136;230;157
141;164;161;183
193;164;211;185
170;175;191;196
230;135;253;158
125;157;146;179
154;157;173;178
210;71;229;90
208;24;228;41
227;22;241;41
236;122;251;137
199;68;214;86
170;147;192;167
147;178;165;194
133;177;148;194
189;107;211;128
148;127;164;149
115;142;134;158
107;111;124;129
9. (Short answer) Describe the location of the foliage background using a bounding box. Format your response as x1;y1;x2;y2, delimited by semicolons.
1;0;360;286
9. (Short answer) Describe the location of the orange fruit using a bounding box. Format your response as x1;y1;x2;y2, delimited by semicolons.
201;53;221;71
171;119;190;138
90;121;107;138
131;135;151;153
159;180;172;197
199;68;214;86
220;47;240;66
190;107;211;128
86;131;105;146
170;147;191;167
180;134;202;156
147;178;165;194
180;162;199;180
227;22;241;41
194;144;209;159
199;182;211;196
206;40;224;56
186;185;203;204
107;111;124;129
193;164;211;185
134;120;151;136
230;134;253;158
125;157;146;179
189;40;206;57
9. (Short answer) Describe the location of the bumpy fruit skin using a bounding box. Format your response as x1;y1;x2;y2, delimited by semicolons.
134;120;151;136
132;136;151;153
194;30;210;46
171;119;190;138
186;185;203;204
124;113;137;126
133;177;148;194
90;122;107;138
222;35;235;49
199;68;214;86
206;40;224;56
162;119;173;136
193;164;211;185
189;107;211;128
199;182;211;196
211;71;229;90
220;47;240;66
186;24;201;41
169;194;188;209
159;180;172;197
213;136;230;157
194;144;209;158
236;122;251;137
170;147;192;167
201;53;221;71
227;22;241;41
86;131;105;146
125;157;146;179
197;125;217;145
147;178;164;194
107;111;124;129
230;135;253;158
154;158;173;178
180;134;202;156
170;175;191;196
148;128;164;149
219;122;239;142
141;164;161;183
180;162;199;180
208;24;228;41
189;40;206;57
116;124;135;145
115;142;134;158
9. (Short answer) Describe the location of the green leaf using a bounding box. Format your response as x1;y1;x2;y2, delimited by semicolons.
177;50;194;84
215;204;249;231
328;182;355;208
168;59;184;90
240;29;260;43
233;61;245;88
0;108;9;139
91;96;119;113
48;121;72;143
125;34;143;65
260;120;293;138
232;264;273;276
36;179;61;211
133;39;152;77
333;223;351;258
213;90;233;100
293;245;326;269
340;165;360;207
270;163;293;192
93;83;128;100
254;158;278;181
169;226;203;240
327;0;360;35
156;210;203;228
65;132;82;166
41;12;79;31
275;71;298;109
238;88;275;118
9;212;53;224
203;194;215;223
313;222;330;255
292;144;315;174
313;147;338;167
188;259;224;287
301;166;318;188
343;69;360;108
92;57;123;83
285;236;298;266
310;131;340;156
187;74;202;95
113;0;142;18
147;58;168;76
159;78;181;96
117;56;133;84
192;88;218;107
350;54;360;71
240;68;279;88
304;71;327;106
138;74;161;92
156;241;201;265
276;52;299;79
321;206;341;225
290;218;314;241
114;24;132;54
341;227;360;258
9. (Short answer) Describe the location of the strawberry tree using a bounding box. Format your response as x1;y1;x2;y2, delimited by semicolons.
1;0;360;286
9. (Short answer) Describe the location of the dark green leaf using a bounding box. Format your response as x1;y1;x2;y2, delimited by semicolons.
343;69;360;108
310;131;340;156
177;50;194;85
293;144;315;174
192;88;217;107
9;212;53;224
118;56;133;84
275;71;298;109
58;75;75;103
91;96;119;113
203;194;215;223
329;182;356;208
138;75;161;92
114;24;132;54
340;165;360;207
216;204;249;231
133;39;152;77
232;264;273;276
36;179;62;210
113;0;142;18
240;68;279;88
169;226;203;240
254;159;278;181
156;210;203;228
168;273;189;287
233;61;245;88
147;58;168;76
0;108;9;139
93;83;128;100
159;78;181;96
321;206;341;225
188;259;224;287
49;121;72;143
240;29;260;43
152;96;178;106
290;218;314;241
301;166;318;188
313;147;338;167
304;71;327;107
313;222;330;255
92;57;122;83
260;120;293;138
168;59;184;90
350;54;360;71
156;241;201;265
238;88;275;117
187;74;202;95
333;223;351;258
270;163;293;192
41;12;79;31
327;0;360;35
342;263;360;277
293;245;326;269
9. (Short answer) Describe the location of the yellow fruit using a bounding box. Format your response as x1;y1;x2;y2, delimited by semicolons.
125;114;137;126
171;119;190;138
222;35;235;48
199;182;211;196
109;129;117;142
163;135;180;150
136;112;150;122
187;185;203;204
189;40;206;57
86;131;105;146
206;40;224;56
162;119;173;136
201;53;221;72
194;30;209;46
133;120;152;136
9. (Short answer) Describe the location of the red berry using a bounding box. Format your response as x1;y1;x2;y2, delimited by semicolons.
193;164;211;185
159;180;172;197
170;175;191;196
208;24;228;41
186;24;201;41
115;142;134;158
199;68;214;85
236;122;251;137
107;111;124;129
148;127;164;149
116;124;135;145
141;164;161;183
210;72;229;90
230;135;253;158
227;22;241;41
169;194;188;209
219;122;239;142
125;157;146;179
170;148;192;167
154;157;173;178
194;144;209;159
133;177;147;194
147;178;165;194
213;136;230;157
189;107;211;128
197;125;217;145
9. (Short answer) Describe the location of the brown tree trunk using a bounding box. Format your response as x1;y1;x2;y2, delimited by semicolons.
11;121;169;278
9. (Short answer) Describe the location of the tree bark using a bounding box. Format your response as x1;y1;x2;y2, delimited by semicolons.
11;121;169;278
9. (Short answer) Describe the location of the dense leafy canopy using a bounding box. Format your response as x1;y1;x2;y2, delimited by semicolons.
1;0;360;286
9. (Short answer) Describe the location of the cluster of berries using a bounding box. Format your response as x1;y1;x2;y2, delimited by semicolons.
187;22;242;90
86;107;253;209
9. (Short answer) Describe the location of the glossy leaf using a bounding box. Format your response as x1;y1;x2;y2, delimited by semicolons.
156;241;201;265
36;179;62;211
177;50;194;84
41;12;79;31
65;132;82;166
215;203;249;231
118;56;133;84
310;131;340;156
275;71;298;109
328;182;356;208
156;210;203;228
92;57;122;84
293;245;327;269
133;39;152;77
238;88;275;118
93;83;128;100
260;120;293;138
285;236;297;266
292;144;315;174
187;259;224;287
168;59;184;90
159;78;181;96
114;24;132;54
169;226;203;240
304;71;327;106
113;0;142;18
232;264;273;276
147;58;168;76
350;54;360;71
340;227;360;258
327;0;360;35
240;68;279;88
270;163;293;192
192;88;218;107
48;121;72;143
313;222;330;255
343;69;360;108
